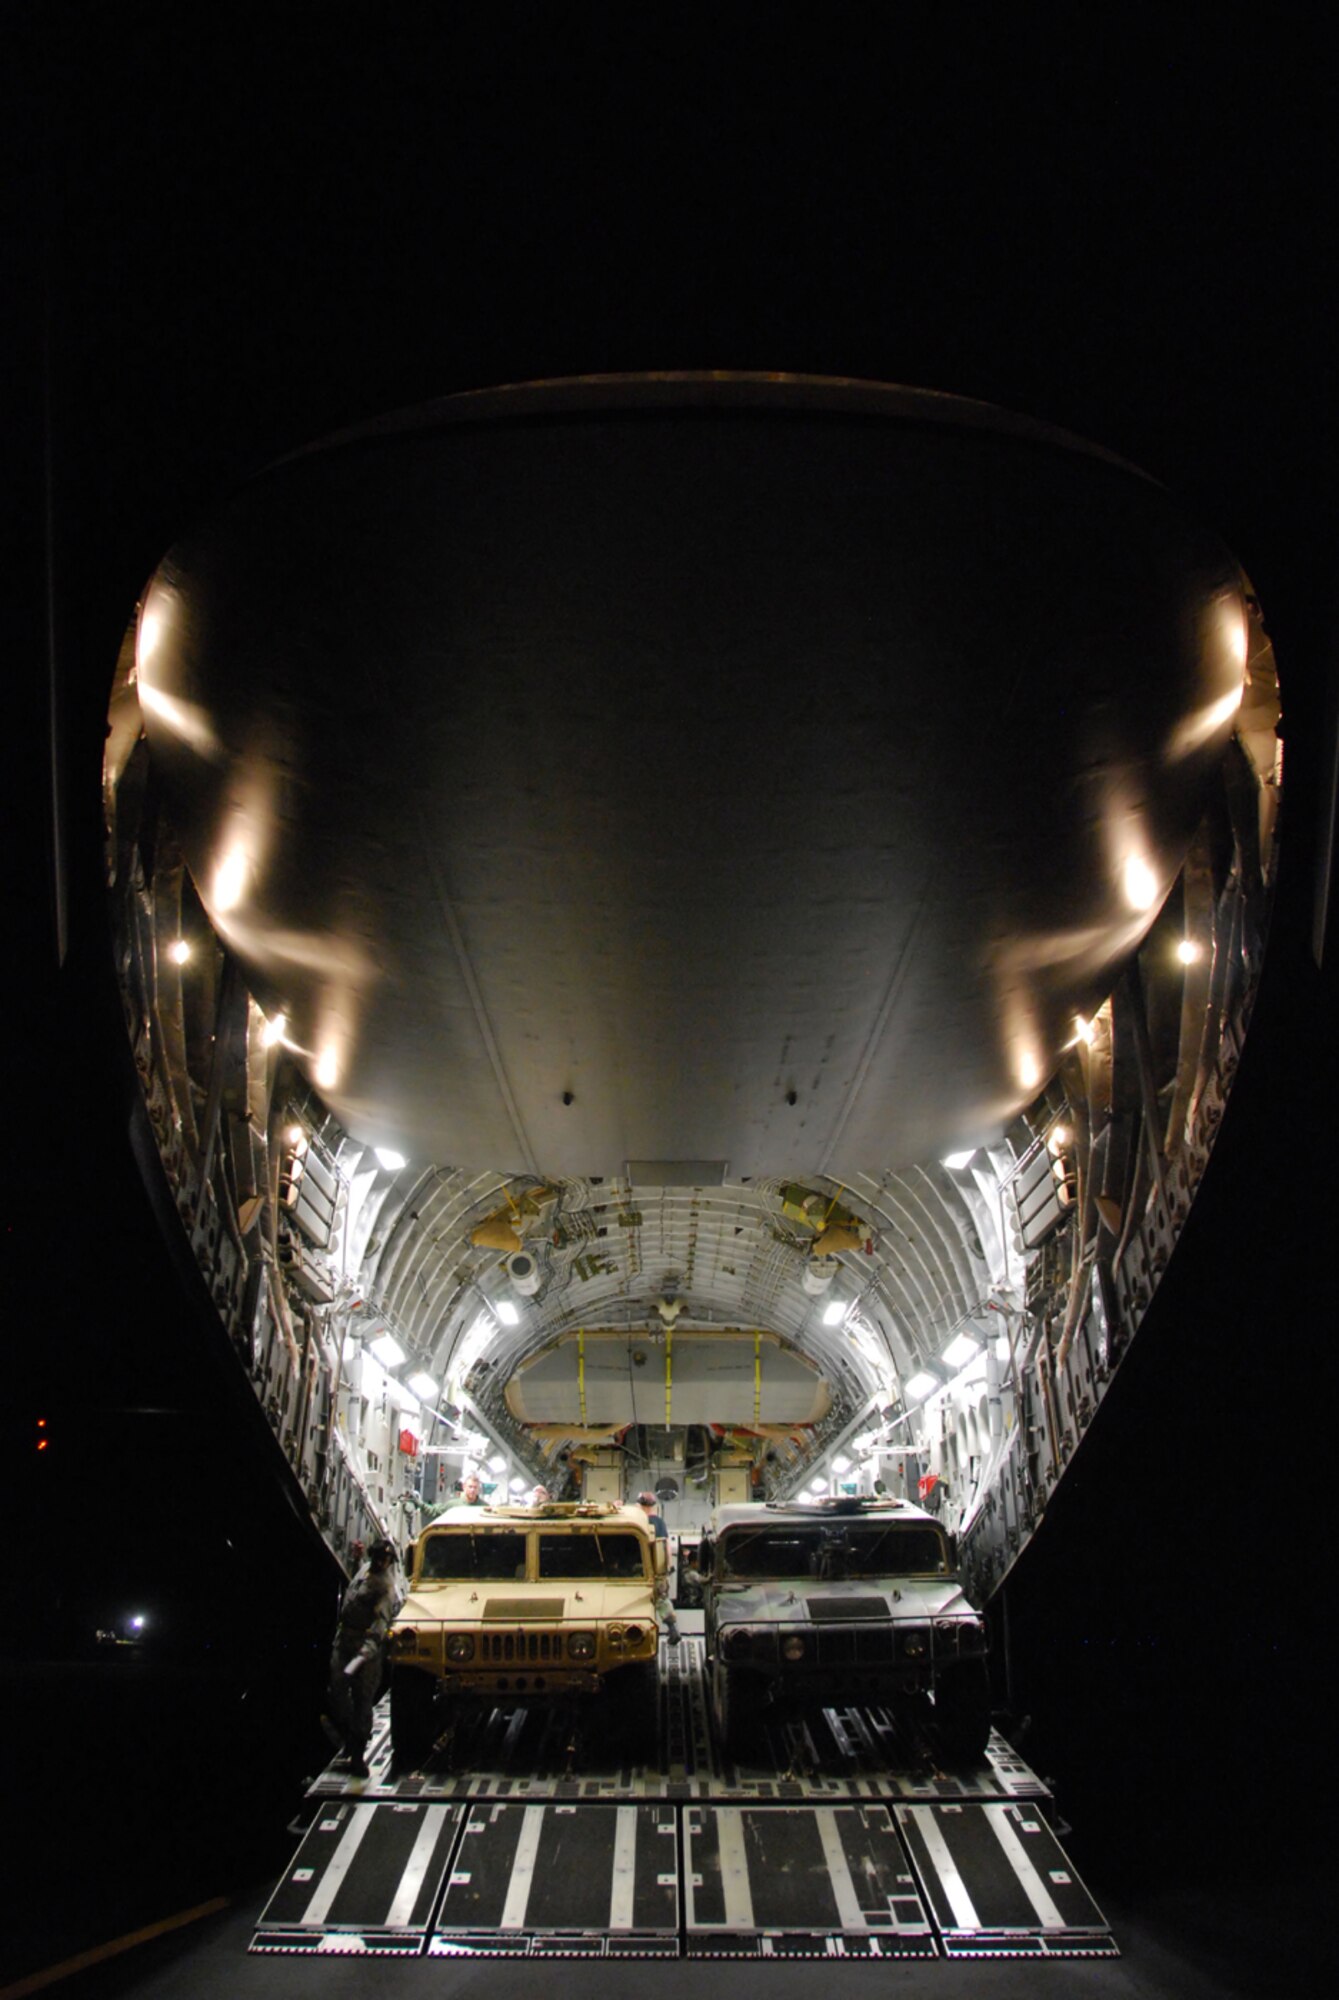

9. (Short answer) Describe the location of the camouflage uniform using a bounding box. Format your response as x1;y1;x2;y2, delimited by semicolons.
327;1562;396;1768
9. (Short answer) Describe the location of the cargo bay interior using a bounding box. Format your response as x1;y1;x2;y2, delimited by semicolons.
11;22;1337;2000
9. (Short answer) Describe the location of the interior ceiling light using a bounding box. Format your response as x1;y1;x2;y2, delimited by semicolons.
1047;1125;1071;1155
941;1150;976;1170
488;1454;507;1473
169;938;191;965
407;1371;438;1400
374;1146;407;1170
509;1476;527;1494
822;1300;847;1326
261;1012;287;1047
832;1455;852;1473
903;1371;938;1402
808;1476;829;1493
496;1301;521;1326
1177;938;1201;964
314;1048;339;1090
942;1333;981;1370
1073;1015;1096;1045
369;1332;405;1369
286;1125;306;1149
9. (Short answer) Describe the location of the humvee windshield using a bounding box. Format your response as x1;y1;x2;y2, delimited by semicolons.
420;1530;528;1580
538;1532;647;1580
719;1523;950;1580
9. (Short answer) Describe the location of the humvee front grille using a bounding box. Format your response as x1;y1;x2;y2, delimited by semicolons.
480;1630;564;1664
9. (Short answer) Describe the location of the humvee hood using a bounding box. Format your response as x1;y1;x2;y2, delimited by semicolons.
395;1580;657;1626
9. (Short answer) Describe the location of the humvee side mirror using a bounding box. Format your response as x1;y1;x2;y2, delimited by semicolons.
653;1539;668;1576
698;1536;714;1574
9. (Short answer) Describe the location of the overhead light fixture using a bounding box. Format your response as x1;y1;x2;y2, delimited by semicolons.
903;1371;938;1402
808;1476;828;1494
832;1454;852;1474
261;1013;287;1047
169;938;191;965
1177;939;1201;965
374;1147;407;1171
368;1332;405;1370
508;1476;527;1494
822;1300;847;1327
488;1454;507;1474
941;1150;975;1170
1047;1125;1071;1156
1073;1016;1096;1046
942;1333;980;1371
496;1301;520;1326
408;1371;438;1400
315;1048;339;1090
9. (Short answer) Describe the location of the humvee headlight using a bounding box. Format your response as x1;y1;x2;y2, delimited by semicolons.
445;1633;475;1663
567;1631;596;1660
623;1624;645;1646
782;1635;806;1661
900;1630;928;1660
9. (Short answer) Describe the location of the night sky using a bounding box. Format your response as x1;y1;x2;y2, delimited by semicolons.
5;11;1337;1984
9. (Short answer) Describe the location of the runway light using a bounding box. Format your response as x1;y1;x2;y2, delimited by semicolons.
369;1332;405;1369
374;1147;407;1171
129;1614;146;1631
942;1150;976;1170
822;1300;847;1326
1123;855;1159;912
1177;939;1201;965
261;1013;287;1047
408;1371;438;1400
943;1334;980;1370
496;1301;520;1326
903;1371;938;1402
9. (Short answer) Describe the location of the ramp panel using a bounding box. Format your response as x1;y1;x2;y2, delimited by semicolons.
682;1803;936;1959
896;1801;1117;1958
429;1801;679;1957
251;1798;464;1954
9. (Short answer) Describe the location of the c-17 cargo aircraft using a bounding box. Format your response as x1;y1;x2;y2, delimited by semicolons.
51;368;1326;1972
109;373;1279;1600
